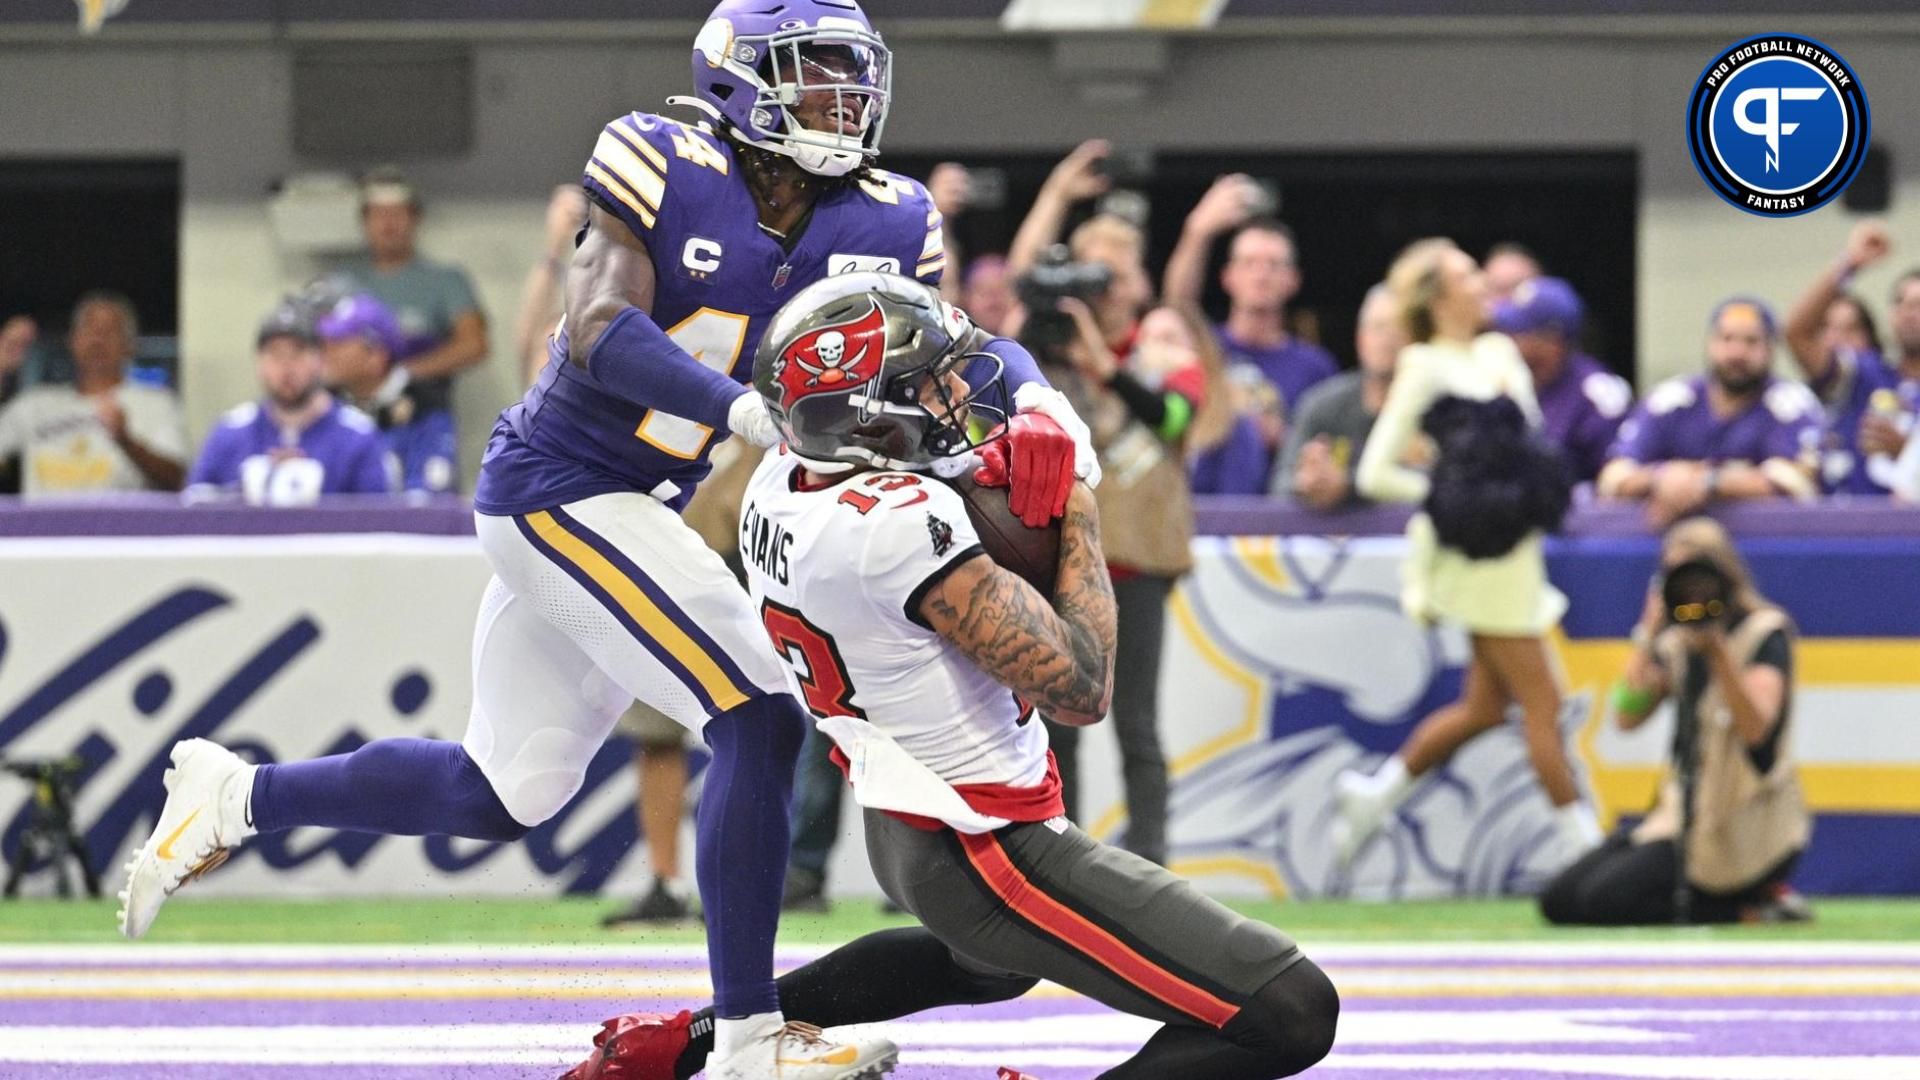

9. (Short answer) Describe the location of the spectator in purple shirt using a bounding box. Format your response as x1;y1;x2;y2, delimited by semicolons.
1491;277;1633;484
962;254;1021;338
188;300;392;505
319;292;459;494
1166;176;1338;493
1783;221;1920;494
1599;297;1823;526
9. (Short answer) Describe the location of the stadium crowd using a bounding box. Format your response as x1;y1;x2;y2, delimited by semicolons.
4;148;1919;511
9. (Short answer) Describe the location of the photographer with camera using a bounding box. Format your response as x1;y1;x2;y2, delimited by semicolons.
1540;517;1811;926
1005;144;1234;865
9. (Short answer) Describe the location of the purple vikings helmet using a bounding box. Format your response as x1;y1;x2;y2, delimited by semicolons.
672;0;892;178
315;292;403;359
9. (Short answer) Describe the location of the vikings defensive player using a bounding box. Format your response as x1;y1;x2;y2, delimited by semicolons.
120;3;1091;1077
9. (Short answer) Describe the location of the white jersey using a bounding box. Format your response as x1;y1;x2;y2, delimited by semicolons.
742;449;1050;789
0;382;187;498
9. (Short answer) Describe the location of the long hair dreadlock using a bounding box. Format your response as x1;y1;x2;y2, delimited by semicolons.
721;121;876;211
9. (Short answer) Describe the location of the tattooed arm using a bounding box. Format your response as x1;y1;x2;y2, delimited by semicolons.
919;483;1117;726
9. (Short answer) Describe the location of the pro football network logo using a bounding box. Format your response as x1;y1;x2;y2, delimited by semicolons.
1686;34;1870;217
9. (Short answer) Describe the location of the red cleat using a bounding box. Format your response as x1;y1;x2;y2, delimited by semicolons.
559;1010;694;1080
996;1069;1043;1080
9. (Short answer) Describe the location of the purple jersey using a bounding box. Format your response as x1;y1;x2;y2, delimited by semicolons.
1608;374;1823;469
188;398;392;504
1189;416;1274;495
1811;348;1920;494
1534;352;1633;483
1215;329;1339;419
474;113;951;516
384;407;458;494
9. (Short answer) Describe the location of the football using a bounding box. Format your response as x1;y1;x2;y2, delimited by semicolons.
949;474;1060;595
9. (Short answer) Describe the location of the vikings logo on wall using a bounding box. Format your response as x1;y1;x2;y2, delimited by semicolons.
1089;535;1595;901
772;300;887;407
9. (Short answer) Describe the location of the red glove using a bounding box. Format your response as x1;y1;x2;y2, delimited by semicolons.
972;438;1012;489
974;412;1075;528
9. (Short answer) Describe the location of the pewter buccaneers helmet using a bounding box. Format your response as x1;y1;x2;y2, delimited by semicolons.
754;273;1004;471
673;0;892;178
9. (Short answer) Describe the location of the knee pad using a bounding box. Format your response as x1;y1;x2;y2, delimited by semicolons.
475;726;601;831
949;951;1041;1005
960;970;1040;1005
1224;958;1340;1077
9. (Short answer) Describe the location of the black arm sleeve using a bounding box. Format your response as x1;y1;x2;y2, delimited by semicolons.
1744;628;1794;774
1105;369;1167;429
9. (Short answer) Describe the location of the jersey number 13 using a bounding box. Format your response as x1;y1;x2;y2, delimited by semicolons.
759;599;865;720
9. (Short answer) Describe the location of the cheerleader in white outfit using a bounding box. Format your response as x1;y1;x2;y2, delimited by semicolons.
1333;238;1602;865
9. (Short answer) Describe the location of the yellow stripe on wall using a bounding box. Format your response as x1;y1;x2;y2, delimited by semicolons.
1585;762;1920;817
1560;637;1920;688
526;511;748;712
1559;633;1920;819
1798;640;1920;685
1140;0;1217;28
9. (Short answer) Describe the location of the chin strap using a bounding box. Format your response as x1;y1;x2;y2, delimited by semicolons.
792;453;857;474
795;447;979;478
928;451;981;480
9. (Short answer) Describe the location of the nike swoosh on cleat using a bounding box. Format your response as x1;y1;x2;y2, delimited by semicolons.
154;809;202;861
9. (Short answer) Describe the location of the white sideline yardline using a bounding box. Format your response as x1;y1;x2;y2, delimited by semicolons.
0;1025;1914;1079
1312;1054;1920;1080
8;940;1920;965
8;968;1920;1000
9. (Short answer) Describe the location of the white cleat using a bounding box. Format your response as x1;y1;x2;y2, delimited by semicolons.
708;1022;898;1080
1330;768;1394;869
117;739;251;939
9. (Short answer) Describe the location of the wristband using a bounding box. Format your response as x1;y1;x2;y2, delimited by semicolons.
1611;681;1655;715
1155;390;1194;442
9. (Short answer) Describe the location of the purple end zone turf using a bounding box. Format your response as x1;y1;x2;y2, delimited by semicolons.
4;946;1918;1079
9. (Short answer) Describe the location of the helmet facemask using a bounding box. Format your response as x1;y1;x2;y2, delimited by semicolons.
792;347;1005;474
736;26;890;177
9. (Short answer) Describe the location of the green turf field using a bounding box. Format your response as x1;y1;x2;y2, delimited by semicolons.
7;896;1916;945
